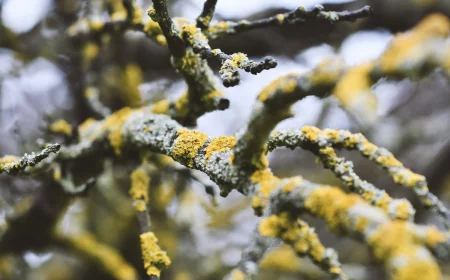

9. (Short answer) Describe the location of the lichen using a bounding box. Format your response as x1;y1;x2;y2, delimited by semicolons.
120;64;143;107
172;129;208;167
204;136;236;159
151;100;170;114
140;232;171;277
250;169;280;213
104;107;133;155
129;168;150;203
259;245;302;272
258;74;298;102
49;119;73;136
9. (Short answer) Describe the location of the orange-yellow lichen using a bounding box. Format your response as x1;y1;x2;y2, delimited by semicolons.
144;20;166;45
49;119;73;136
172;129;208;167
258;74;299;102
260;245;302;272
78;118;97;140
301;126;321;142
332;62;377;123
368;221;441;280
129;168;150;203
64;233;137;280
151;100;170;114
120;64;143;107
250;169;280;212
282;176;303;193
174;92;190;118
82;42;100;69
308;58;344;86
229;269;246;280
53;166;62;182
134;200;147;212
378;14;450;74
304;186;360;233
104;107;133;155
204;136;236;159
207;21;229;35
139;232;171;277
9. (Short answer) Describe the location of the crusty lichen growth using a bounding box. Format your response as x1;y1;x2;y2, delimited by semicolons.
376;13;450;75
172;129;208;167
332;62;377;124
250;169;280;214
204;136;236;159
120;63;143;107
140;232;171;277
268;126;448;228
257;73;298;102
129;168;150;203
259;245;302;273
259;213;346;279
61;233;137;280
105;107;133;155
49;119;73;136
368;222;441;280
151;100;170;114
0;144;60;174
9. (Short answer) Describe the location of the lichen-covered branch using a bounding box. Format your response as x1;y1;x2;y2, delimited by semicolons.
267;127;416;221
0;144;60;175
266;182;450;279
259;214;347;280
205;5;373;39
267;127;450;230
196;0;218;30
129;165;171;278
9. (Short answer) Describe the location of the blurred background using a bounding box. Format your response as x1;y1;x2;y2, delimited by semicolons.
0;0;450;279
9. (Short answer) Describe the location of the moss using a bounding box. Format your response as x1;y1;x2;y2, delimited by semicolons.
151;100;170;114
172;129;208;167
204;136;236;159
129;168;150;203
140;232;171;277
50;119;73;136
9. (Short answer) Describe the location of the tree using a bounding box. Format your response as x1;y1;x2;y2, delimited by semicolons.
0;0;449;279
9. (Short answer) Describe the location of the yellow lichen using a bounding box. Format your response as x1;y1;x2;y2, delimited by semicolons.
260;245;302;272
78;118;97;140
174;92;190;118
151;100;170;114
378;13;450;74
259;215;284;237
140;232;171;277
282;176;303;193
49;119;73;136
258;74;299;102
82;42;100;69
250;169;280;213
129;168;150;203
229;269;246;280
304;186;360;233
65;233;137;280
207;21;229;35
120;64;143;107
332;62;377;123
172;129;208;167
204;136;236;159
368;221;441;280
308;58;344;86
134;200;147;212
104;107;133;155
